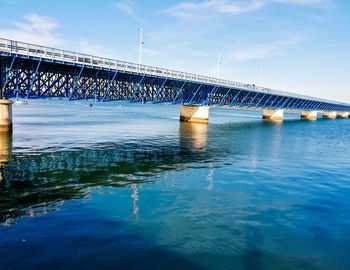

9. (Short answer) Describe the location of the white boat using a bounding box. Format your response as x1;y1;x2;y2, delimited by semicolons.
14;100;29;105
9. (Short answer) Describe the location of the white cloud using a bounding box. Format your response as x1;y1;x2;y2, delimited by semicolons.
114;0;140;20
227;36;302;61
77;39;115;58
0;14;113;57
0;14;61;46
165;0;330;19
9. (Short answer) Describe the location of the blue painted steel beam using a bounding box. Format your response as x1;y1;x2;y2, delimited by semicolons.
130;74;145;102
154;78;168;103
253;93;267;108
245;92;260;107
203;85;218;106
229;89;243;106
26;58;42;99
1;56;15;98
188;84;203;104
218;88;232;106
1;55;350;111
69;65;84;100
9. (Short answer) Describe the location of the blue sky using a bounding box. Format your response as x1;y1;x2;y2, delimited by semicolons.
0;0;349;102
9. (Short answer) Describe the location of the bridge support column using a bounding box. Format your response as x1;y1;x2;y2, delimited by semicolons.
323;112;337;119
301;111;318;120
0;99;13;133
262;109;284;121
337;112;349;118
180;105;209;124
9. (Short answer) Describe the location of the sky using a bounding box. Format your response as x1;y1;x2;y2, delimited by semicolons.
0;0;349;102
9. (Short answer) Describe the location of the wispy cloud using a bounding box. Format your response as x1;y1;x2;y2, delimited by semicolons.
165;0;330;19
114;0;140;20
0;13;114;57
227;36;302;61
77;39;115;57
0;14;61;46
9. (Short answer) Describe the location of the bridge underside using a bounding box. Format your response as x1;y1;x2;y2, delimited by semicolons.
1;55;349;113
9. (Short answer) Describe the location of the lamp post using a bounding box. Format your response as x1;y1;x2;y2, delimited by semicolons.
216;54;221;78
259;66;263;85
138;28;144;71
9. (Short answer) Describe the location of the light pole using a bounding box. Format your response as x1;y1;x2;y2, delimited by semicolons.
138;28;144;70
259;66;263;85
216;54;221;78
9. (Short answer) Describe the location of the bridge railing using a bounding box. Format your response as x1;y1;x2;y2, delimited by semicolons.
0;38;345;105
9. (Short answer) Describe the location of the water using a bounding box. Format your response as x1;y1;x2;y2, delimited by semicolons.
1;100;350;270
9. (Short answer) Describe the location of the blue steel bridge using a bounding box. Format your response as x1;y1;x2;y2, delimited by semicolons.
1;37;350;117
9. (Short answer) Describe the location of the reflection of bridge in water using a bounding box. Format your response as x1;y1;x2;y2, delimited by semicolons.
0;118;312;224
0;122;214;223
0;132;11;182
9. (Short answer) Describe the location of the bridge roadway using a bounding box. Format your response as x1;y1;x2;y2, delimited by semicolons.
0;37;350;127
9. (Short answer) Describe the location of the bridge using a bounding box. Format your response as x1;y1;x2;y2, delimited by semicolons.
0;37;350;132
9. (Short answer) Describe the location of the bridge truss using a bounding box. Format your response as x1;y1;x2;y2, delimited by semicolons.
1;38;349;112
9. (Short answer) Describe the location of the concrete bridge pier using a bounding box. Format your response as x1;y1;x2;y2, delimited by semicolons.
337;112;349;118
0;99;13;133
323;111;337;119
301;111;318;120
180;105;209;124
262;109;284;121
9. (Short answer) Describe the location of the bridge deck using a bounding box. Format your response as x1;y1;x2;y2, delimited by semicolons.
1;38;349;112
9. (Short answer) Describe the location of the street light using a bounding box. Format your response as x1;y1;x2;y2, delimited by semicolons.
259;66;263;85
138;28;144;70
216;54;221;78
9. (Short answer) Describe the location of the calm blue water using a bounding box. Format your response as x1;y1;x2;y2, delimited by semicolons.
1;100;350;270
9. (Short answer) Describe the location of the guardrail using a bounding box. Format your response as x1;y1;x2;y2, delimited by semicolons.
0;37;345;105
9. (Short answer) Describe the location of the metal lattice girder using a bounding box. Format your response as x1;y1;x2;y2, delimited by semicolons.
245;92;260;107
218;88;232;106
203;85;218;106
26;58;42;99
1;56;15;98
172;81;187;103
101;70;118;101
130;74;146;102
229;89;243;106
69;66;84;100
250;93;266;108
153;78;168;103
1;54;350;112
287;98;300;109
